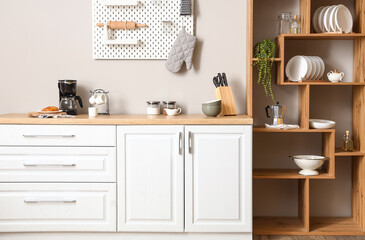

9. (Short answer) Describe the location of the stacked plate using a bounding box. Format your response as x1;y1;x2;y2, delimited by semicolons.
313;5;353;33
286;56;325;82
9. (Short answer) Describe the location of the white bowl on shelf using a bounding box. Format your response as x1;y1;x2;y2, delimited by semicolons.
290;155;329;176
309;119;336;129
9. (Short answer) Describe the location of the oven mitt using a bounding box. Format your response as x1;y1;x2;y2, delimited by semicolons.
165;28;197;73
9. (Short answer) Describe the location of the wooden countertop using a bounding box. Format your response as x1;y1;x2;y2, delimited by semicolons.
0;114;253;125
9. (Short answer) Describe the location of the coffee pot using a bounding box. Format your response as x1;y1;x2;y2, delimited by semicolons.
265;102;286;126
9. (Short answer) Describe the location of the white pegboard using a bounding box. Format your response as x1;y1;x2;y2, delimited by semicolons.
92;0;194;59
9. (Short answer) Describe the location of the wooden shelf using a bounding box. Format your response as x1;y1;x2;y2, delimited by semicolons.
279;81;365;86
252;58;281;62
253;169;333;179
310;217;364;235
254;127;335;133
335;148;365;157
280;33;365;40
254;217;306;235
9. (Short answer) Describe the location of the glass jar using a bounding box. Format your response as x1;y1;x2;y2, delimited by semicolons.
278;12;293;35
163;101;177;115
290;15;301;34
147;101;161;115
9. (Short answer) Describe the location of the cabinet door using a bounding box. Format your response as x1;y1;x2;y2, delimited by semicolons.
185;126;252;232
117;126;184;232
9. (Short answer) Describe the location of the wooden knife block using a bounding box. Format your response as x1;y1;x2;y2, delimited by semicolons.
215;86;237;116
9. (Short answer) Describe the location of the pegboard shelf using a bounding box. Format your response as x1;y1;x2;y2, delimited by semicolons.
92;0;194;59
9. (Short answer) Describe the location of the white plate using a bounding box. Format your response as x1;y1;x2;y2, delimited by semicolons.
311;57;321;80
308;56;317;80
335;5;353;33
303;56;312;79
315;56;325;79
318;6;330;33
309;119;336;129
330;5;341;32
286;56;308;82
324;5;336;32
313;6;325;33
36;110;63;114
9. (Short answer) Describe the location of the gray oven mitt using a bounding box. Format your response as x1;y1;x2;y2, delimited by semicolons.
165;28;197;73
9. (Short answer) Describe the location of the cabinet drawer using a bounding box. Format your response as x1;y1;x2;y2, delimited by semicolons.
0;147;116;182
0;125;116;146
0;183;116;232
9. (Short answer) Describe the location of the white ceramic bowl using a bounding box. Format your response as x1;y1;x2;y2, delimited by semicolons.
291;155;328;176
309;119;336;129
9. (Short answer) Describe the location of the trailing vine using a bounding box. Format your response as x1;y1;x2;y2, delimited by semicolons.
253;39;276;103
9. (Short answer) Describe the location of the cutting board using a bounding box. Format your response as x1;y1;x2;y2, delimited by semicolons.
28;112;66;117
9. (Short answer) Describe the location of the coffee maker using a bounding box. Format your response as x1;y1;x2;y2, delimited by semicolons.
265;102;286;126
58;80;83;115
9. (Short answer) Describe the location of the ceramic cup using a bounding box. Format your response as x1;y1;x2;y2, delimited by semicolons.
95;94;106;105
88;107;98;117
166;108;182;116
89;95;97;105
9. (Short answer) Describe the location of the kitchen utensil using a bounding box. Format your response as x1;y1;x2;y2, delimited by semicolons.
265;102;286;126
202;105;221;117
96;21;147;30
217;73;224;86
90;89;110;115
215;87;237;116
327;69;344;82
313;6;325;33
309;119;336;129
324;5;336;32
58;80;83;115
28;111;66;118
335;5;353;33
290;155;328;176
166;108;182;116
213;77;220;88
88;107;99;117
318;6;330;32
222;73;228;86
286;56;308;81
180;0;191;16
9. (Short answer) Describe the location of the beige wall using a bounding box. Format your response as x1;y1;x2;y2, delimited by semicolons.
0;0;247;114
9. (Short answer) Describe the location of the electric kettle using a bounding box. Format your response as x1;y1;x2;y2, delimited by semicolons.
265;102;286;126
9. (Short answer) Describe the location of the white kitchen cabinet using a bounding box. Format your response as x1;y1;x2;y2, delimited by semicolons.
185;126;252;232
117;126;184;232
0;147;116;182
0;183;116;232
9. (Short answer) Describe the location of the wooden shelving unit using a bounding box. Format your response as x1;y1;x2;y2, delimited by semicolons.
247;0;365;236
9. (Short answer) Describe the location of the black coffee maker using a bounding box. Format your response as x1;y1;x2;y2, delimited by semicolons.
58;80;83;115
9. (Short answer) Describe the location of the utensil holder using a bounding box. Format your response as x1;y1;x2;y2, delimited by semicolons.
214;87;237;116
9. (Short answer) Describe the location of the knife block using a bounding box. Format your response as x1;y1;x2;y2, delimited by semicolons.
214;86;237;116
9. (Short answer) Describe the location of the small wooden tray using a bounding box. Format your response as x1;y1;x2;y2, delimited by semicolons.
28;112;66;117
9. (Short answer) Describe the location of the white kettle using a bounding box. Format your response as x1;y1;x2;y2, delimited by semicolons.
327;69;344;83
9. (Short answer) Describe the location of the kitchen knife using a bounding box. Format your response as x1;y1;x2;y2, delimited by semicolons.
213;77;220;88
222;73;228;86
218;73;224;86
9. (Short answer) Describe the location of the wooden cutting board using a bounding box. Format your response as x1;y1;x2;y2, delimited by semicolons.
28;112;66;117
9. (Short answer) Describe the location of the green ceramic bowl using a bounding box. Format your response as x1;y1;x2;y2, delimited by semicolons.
202;99;222;107
202;105;222;117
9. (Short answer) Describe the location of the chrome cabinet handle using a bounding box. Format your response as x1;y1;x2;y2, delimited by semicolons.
23;163;76;167
188;131;192;154
24;198;76;203
23;135;76;138
179;132;182;155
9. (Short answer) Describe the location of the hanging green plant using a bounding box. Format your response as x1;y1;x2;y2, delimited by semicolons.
253;39;276;103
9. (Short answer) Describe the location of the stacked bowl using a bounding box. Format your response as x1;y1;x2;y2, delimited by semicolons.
202;100;222;117
313;5;353;33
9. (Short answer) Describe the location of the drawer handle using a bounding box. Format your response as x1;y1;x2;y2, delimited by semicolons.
23;163;76;167
24;198;77;204
23;135;76;138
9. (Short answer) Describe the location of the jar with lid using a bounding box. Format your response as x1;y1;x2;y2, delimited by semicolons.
163;101;177;115
278;12;293;35
290;15;301;34
147;101;161;115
